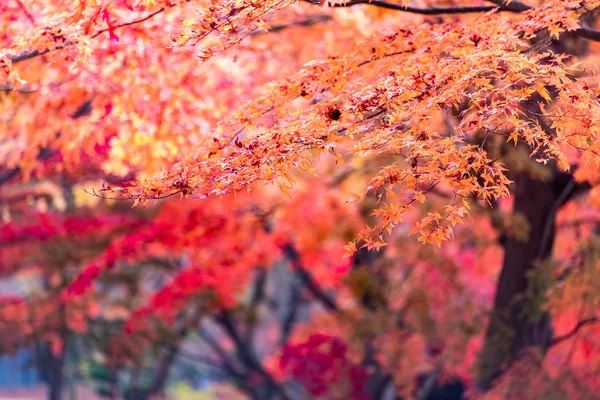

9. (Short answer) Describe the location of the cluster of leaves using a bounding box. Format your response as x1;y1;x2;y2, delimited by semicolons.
279;334;369;399
96;0;600;252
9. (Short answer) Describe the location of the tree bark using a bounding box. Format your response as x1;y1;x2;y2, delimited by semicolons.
48;350;65;400
477;170;575;389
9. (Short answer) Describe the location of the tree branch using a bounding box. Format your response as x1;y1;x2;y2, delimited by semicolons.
557;217;600;229
283;243;340;312
198;327;246;379
306;0;507;14
90;4;181;39
485;0;600;41
417;364;442;400
244;268;267;347
147;305;203;396
251;14;332;36
372;374;392;400
280;277;302;346
9;2;188;64
574;27;600;41
216;311;292;400
15;0;36;25
305;0;600;42
550;317;600;347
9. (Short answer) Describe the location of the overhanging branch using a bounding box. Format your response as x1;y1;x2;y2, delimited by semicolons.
305;0;600;42
305;0;507;14
550;317;600;347
486;0;600;41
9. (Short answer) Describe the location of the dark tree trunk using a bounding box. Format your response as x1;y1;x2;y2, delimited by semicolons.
41;293;69;400
48;350;65;400
477;170;575;389
36;337;67;400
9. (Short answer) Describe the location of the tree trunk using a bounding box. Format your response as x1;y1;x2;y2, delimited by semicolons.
48;350;65;400
477;170;574;389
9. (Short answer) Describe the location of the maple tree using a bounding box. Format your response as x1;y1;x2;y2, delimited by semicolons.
3;0;600;399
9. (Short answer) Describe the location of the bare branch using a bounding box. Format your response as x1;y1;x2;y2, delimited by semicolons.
304;0;600;42
550;317;600;347
251;14;332;36
90;4;181;39
280;278;302;345
283;243;340;312
15;0;36;25
216;310;293;400
575;27;600;41
305;0;506;15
